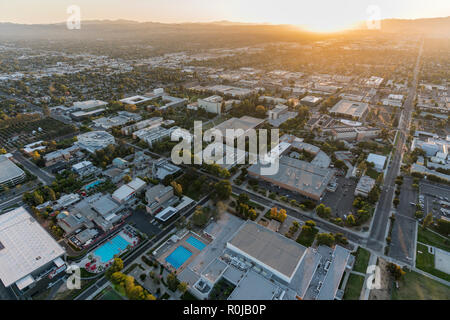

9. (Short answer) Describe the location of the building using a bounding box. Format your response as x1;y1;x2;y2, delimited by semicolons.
120;95;153;106
112;178;146;203
72;161;100;177
76;131;115;153
367;153;387;172
70;100;108;121
247;156;335;200
152;159;181;180
43;145;80;167
354;175;376;197
331;127;381;142
267;104;288;120
213;116;265;146
102;167;128;184
300;96;322;107
195;142;247;170
329;100;369;120
382;94;404;107
145;184;174;214
92;112;142;129
135;126;180;147
122;117;163;135
222;221;354;300
198;95;223;114
227;220;307;283
0;207;66;296
112;157;129;168
0;155;26;189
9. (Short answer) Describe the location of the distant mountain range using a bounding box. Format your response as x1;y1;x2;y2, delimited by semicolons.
0;16;448;41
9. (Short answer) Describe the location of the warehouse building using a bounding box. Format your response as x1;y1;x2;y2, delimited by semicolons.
0;207;66;297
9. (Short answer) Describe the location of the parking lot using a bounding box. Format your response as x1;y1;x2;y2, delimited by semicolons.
419;181;450;220
322;176;357;219
125;208;162;237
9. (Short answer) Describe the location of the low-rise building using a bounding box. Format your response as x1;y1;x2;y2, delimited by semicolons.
329;100;369;120
367;153;387;172
76;131;115;153
354;175;376;197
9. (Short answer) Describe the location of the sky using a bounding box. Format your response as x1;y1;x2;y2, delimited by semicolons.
1;0;449;32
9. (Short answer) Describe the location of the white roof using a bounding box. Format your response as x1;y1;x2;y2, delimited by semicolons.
112;185;135;201
127;178;146;191
0;207;65;287
367;153;387;166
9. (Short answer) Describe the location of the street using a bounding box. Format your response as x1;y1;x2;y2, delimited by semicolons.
367;39;423;255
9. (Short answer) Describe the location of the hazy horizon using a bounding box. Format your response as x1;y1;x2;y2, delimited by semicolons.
1;0;450;32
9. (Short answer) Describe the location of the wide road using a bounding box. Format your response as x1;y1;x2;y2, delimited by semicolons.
367;39;423;253
12;150;55;185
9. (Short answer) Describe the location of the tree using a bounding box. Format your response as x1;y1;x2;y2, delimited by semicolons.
123;175;132;183
177;281;188;293
238;193;250;204
346;214;356;226
171;181;183;196
32;191;44;205
422;212;433;229
436;218;450;235
167;273;180;292
214;180;232;200
316;233;335;247
192;207;208;226
387;263;405;280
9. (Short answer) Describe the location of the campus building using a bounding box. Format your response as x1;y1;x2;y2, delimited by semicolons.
0;155;26;189
0;207;66;297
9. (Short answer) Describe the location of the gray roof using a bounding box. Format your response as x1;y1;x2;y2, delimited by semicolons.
228;270;281;300
316;245;351;300
227;221;307;280
247;156;334;200
0;156;25;185
91;195;119;216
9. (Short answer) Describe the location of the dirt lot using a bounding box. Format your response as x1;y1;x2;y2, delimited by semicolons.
369;258;393;300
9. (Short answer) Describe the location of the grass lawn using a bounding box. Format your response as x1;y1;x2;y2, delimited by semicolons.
418;227;450;252
98;287;124;300
343;274;365;300
353;247;371;273
416;243;450;282
391;271;450;300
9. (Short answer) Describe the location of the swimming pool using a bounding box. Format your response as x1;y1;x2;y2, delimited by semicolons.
94;234;130;263
165;246;192;269
85;180;103;191
186;236;206;251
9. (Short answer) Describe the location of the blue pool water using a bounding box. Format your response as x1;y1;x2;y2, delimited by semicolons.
85;180;103;191
186;236;206;251
94;235;130;263
165;246;192;269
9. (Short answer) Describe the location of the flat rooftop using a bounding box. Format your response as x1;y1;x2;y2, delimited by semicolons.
0;155;25;184
330;100;368;118
0;207;65;287
248;156;334;200
227;220;307;280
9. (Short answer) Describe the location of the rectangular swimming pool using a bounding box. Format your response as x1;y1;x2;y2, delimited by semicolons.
94;234;130;263
186;236;206;251
165;246;192;269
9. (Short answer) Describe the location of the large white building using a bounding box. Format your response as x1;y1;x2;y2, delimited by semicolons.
0;207;66;295
76;131;115;153
0;155;26;189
